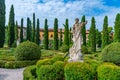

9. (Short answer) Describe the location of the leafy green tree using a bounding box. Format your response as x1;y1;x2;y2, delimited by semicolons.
96;29;102;48
26;17;31;41
89;17;96;52
114;13;120;42
81;15;86;46
0;0;5;47
59;28;62;47
53;18;58;50
20;18;23;43
44;19;49;49
8;5;15;47
102;16;109;48
63;19;69;46
32;13;36;42
36;18;40;45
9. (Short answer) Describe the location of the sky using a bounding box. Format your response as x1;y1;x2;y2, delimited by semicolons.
5;0;120;30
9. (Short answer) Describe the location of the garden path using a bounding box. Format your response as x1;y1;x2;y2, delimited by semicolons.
0;68;25;80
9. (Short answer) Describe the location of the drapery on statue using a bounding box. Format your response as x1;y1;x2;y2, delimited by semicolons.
68;18;87;62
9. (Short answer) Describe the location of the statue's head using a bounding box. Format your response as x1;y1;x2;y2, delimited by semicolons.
75;18;79;24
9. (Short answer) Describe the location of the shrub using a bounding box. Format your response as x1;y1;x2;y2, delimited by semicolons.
50;55;64;64
39;65;54;80
97;63;120;80
14;41;41;61
81;45;89;54
101;42;120;65
23;65;36;80
64;62;93;80
59;45;69;52
36;59;52;80
53;61;64;80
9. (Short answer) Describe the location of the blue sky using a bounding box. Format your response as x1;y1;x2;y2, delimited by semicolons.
5;0;120;30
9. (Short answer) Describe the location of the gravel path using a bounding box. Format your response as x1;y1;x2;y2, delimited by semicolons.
0;68;25;80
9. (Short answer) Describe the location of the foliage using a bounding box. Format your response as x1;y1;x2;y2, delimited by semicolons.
101;42;120;65
14;41;41;61
65;62;93;80
63;19;69;46
8;5;15;47
44;19;49;49
50;55;64;64
0;0;5;47
26;18;31;41
96;29;102;48
102;16;109;48
54;18;58;50
69;27;72;45
20;18;24;43
59;28;63;47
88;17;96;52
81;45;89;54
32;13;36;42
81;15;86;46
97;63;120;80
59;45;69;52
23;65;36;80
14;21;18;46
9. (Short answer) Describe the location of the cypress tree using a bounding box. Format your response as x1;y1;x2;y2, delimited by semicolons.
20;18;23;43
53;18;58;50
89;17;96;52
15;21;18;42
44;19;49;50
36;18;40;45
63;19;69;46
26;17;30;41
96;29;102;48
59;28;62;47
8;5;15;47
0;0;5;47
81;15;86;46
32;13;35;42
29;19;32;41
69;27;72;45
102;16;109;48
114;13;120;42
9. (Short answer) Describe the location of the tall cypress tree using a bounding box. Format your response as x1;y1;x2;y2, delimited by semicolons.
102;16;109;48
53;18;58;50
29;19;32;41
8;5;15;47
114;13;120;42
89;17;96;52
81;15;86;46
15;21;18;43
44;19;49;49
26;17;30;41
32;13;35;42
20;18;23;43
69;27;72;45
36;18;40;45
0;0;5;47
59;28;62;47
96;29;102;48
63;19;69;46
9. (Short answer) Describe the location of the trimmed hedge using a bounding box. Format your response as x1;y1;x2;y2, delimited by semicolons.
101;42;120;65
14;41;41;61
23;65;36;80
59;45;69;52
64;62;93;80
50;55;64;64
97;63;120;80
0;60;36;69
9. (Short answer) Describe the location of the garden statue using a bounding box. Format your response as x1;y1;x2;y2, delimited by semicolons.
68;18;87;62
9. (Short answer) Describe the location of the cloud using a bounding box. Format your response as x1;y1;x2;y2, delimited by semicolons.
5;0;119;30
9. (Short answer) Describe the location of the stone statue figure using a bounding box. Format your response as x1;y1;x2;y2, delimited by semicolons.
68;18;87;62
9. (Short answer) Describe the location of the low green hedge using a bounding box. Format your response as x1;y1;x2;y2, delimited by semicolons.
0;60;37;68
50;55;64;64
97;63;120;80
64;62;93;80
23;65;36;80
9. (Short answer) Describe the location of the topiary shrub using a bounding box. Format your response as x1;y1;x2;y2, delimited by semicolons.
53;61;65;80
59;45;69;52
23;65;36;80
64;62;93;80
36;59;52;80
14;41;41;61
101;42;120;65
50;55;64;64
97;63;120;80
39;65;54;80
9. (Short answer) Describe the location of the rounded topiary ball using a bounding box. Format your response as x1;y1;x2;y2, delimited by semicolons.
14;41;41;61
101;42;120;64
